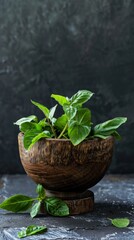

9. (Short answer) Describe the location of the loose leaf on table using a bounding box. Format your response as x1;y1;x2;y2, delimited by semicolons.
68;108;91;145
94;117;127;139
36;184;46;199
45;197;69;216
51;94;69;106
0;195;34;212
18;225;47;238
30;202;41;218
69;90;94;107
14;115;38;126
109;218;130;228
31;100;50;118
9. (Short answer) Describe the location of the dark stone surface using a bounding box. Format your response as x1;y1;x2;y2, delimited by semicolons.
0;0;134;173
0;174;134;239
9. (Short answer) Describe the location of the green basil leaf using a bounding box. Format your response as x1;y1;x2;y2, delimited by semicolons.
36;184;45;199
23;129;42;149
109;218;130;228
20;122;42;133
49;105;57;120
20;122;36;133
93;131;121;140
45;197;69;216
63;104;77;119
0;195;34;212
38;119;48;128
18;225;47;238
55;114;68;131
70;90;94;106
94;117;127;139
31;100;50;118
111;131;121;140
30;202;41;218
51;94;69;106
94;117;127;133
68;108;91;145
27;130;52;150
14;115;38;126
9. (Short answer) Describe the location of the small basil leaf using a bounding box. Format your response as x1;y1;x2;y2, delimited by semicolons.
109;218;130;228
63;105;77;119
14;115;38;126
70;90;94;106
49;105;57;120
18;225;47;238
45;197;69;216
23;129;42;149
51;94;69;106
68;108;91;145
31;100;50;118
28;130;52;150
55;114;68;131
36;184;45;199
0;195;34;212
30;202;41;218
20;122;36;133
38;119;48;128
20;122;42;133
111;131;121;140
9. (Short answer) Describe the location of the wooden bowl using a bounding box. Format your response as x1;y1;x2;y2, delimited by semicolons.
18;132;114;193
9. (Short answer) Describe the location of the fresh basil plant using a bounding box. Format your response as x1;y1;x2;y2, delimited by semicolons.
14;90;127;150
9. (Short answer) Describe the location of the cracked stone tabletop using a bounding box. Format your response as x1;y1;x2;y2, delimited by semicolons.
0;175;134;240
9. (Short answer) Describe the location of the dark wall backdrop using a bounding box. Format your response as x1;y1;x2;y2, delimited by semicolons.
0;0;134;173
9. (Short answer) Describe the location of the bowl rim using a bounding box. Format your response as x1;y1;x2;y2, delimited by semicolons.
18;132;114;143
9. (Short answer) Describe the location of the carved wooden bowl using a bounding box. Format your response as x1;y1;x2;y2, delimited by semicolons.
18;132;114;193
18;133;114;214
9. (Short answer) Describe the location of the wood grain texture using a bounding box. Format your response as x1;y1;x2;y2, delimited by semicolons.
18;133;114;193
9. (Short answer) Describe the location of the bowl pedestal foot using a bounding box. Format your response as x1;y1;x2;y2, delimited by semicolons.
45;189;94;215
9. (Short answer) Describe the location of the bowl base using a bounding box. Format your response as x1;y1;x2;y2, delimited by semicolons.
45;189;94;215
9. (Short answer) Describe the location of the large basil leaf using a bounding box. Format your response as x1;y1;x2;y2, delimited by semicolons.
18;225;47;238
51;94;69;106
30;202;41;218
0;195;34;212
68;108;91;145
55;114;68;131
14;115;38;126
45;197;69;216
70;90;94;106
94;117;127;139
31;100;50;118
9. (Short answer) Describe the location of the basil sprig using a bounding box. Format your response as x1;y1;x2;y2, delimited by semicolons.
0;184;69;217
14;90;127;149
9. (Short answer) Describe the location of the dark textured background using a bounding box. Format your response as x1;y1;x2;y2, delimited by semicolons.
0;0;134;173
